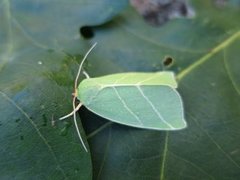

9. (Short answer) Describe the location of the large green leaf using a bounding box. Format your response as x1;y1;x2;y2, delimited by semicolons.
79;1;240;180
1;0;240;179
0;0;128;179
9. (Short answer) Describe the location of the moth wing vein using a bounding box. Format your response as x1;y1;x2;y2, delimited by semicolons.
136;85;175;129
136;73;159;85
112;86;143;126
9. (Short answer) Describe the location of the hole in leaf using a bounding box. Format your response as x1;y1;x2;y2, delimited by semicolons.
42;114;47;126
163;56;174;67
80;26;94;39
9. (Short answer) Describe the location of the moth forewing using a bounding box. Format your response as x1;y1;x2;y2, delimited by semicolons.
77;72;186;131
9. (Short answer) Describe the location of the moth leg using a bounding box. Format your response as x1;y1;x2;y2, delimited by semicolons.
72;97;88;152
59;103;82;120
83;70;90;79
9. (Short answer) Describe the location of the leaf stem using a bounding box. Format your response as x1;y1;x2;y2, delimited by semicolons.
177;31;240;81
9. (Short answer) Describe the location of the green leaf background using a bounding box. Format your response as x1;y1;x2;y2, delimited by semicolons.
0;0;240;179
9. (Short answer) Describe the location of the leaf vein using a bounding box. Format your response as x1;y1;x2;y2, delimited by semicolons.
0;91;67;178
96;127;112;180
118;21;206;54
177;31;240;81
189;113;240;169
223;50;240;96
170;151;215;180
87;122;113;139
160;132;169;180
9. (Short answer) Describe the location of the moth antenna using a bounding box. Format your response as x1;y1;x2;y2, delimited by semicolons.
71;43;96;152
75;42;97;90
72;97;88;152
59;103;82;121
60;43;96;152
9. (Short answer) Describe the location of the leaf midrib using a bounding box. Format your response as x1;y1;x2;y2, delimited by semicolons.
177;30;240;80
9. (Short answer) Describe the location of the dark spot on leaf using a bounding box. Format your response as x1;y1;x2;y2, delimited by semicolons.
163;56;174;67
15;119;21;123
42;114;47;126
20;135;24;140
47;49;54;53
80;26;94;39
75;168;79;173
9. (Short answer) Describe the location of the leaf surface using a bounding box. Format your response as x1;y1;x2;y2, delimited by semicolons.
1;0;240;179
79;1;240;179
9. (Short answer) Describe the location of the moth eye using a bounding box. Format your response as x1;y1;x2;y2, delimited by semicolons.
80;26;94;39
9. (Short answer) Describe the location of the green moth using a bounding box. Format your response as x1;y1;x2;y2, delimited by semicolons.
60;43;186;152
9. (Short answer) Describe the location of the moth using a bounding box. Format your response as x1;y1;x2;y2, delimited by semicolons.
60;43;186;152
